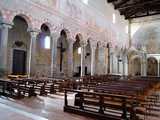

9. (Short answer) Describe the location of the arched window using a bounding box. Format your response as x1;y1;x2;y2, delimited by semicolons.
44;36;51;49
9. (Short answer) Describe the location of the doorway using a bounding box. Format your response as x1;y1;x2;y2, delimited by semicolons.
12;49;26;75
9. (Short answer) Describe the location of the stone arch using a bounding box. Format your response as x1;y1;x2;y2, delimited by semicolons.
84;39;91;75
129;55;142;76
147;57;158;76
73;34;83;77
39;22;52;33
7;15;31;75
55;29;71;77
60;28;71;39
75;33;83;41
11;13;33;29
95;42;100;74
35;23;52;77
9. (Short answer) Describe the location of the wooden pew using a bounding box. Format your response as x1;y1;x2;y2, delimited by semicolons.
64;89;140;120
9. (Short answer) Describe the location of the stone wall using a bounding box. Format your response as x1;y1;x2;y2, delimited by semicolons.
0;0;129;76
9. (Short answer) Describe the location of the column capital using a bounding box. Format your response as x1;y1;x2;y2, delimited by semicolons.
80;41;87;47
28;28;40;38
0;21;13;29
90;41;97;48
51;32;59;38
91;45;97;51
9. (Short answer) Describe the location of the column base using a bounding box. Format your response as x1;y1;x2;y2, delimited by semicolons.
0;67;8;78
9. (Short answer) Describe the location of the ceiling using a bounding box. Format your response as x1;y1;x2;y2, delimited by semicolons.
107;0;160;19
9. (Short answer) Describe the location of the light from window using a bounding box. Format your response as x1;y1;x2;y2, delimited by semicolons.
82;0;88;5
78;47;82;54
112;13;116;24
44;36;51;49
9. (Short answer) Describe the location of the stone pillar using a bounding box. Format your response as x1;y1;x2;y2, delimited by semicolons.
109;48;114;74
141;53;147;76
80;42;86;77
28;30;39;77
67;38;74;77
128;19;132;47
51;33;59;77
117;56;120;74
122;55;126;76
158;61;160;77
0;22;12;75
91;45;96;76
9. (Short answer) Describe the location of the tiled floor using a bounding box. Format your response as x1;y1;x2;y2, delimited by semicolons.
0;94;93;120
0;93;160;120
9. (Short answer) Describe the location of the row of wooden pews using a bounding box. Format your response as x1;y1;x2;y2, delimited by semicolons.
0;77;76;99
64;75;160;120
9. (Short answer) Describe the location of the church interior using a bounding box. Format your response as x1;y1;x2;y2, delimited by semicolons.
0;0;160;120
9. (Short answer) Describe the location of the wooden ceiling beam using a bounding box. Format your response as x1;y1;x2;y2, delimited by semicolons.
107;0;160;19
114;0;130;9
117;0;160;10
107;0;118;3
128;11;160;19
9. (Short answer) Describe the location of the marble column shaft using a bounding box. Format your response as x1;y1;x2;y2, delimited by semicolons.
0;23;12;73
67;39;73;77
158;61;160;77
28;30;39;77
91;46;96;76
80;43;86;77
51;33;59;77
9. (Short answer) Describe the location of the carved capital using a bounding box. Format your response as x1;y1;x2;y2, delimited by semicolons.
28;28;40;38
80;41;87;47
0;21;13;29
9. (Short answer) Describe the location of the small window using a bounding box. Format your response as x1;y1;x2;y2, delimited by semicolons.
112;13;116;24
44;36;51;49
78;47;82;54
82;0;88;5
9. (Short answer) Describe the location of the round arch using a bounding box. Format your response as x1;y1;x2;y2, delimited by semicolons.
72;34;83;77
84;39;91;75
60;28;71;39
8;15;31;75
39;22;52;33
129;55;142;76
35;23;52;77
147;57;158;76
55;29;70;77
11;14;33;29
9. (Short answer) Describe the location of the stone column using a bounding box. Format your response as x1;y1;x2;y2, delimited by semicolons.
67;38;74;77
80;42;86;77
51;33;59;77
109;48;114;74
158;61;160;77
28;30;39;77
0;22;12;75
122;55;126;76
141;53;147;76
91;45;96;76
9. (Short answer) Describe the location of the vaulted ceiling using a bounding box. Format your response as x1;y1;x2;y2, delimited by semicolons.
107;0;160;19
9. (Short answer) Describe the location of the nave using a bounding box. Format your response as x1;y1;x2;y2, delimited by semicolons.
1;0;160;120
